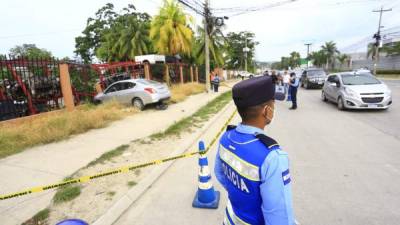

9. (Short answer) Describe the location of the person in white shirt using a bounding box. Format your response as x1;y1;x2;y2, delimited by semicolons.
283;71;290;95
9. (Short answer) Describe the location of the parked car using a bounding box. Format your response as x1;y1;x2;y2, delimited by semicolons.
94;79;171;110
237;71;254;79
321;72;392;110
300;68;327;89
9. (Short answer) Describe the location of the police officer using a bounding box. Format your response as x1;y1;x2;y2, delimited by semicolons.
214;76;295;225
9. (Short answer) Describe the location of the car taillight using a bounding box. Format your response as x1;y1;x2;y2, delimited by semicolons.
144;88;156;94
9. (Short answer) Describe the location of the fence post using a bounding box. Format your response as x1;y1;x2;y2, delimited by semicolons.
195;66;199;83
144;63;151;80
190;66;194;82
164;64;170;86
59;64;75;112
179;64;184;84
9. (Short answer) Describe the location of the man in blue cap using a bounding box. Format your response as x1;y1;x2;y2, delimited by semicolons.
214;76;295;225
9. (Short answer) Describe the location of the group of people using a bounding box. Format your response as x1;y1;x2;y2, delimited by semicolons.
264;70;299;110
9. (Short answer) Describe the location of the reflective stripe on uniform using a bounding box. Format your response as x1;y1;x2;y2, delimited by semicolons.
225;200;251;225
219;145;260;181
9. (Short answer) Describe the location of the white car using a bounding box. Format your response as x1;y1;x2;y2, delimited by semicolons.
322;72;392;110
94;79;171;110
237;71;254;79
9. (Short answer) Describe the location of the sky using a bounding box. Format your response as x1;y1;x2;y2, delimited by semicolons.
0;0;399;62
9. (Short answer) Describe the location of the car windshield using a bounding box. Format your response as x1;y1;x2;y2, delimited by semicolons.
308;70;325;76
341;74;381;85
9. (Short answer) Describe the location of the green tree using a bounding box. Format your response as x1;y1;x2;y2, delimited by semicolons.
367;43;378;60
321;41;340;69
289;51;301;68
224;31;258;72
150;0;193;56
193;26;224;68
309;50;327;68
382;42;400;56
96;8;152;62
337;53;349;68
9;44;52;58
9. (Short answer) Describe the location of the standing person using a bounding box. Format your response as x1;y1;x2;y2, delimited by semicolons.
214;76;295;225
289;72;299;110
210;72;215;91
213;75;220;92
283;71;290;95
270;70;278;84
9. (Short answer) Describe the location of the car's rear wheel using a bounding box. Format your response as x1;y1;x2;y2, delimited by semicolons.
337;96;345;111
249;75;254;78
321;91;328;102
132;98;144;111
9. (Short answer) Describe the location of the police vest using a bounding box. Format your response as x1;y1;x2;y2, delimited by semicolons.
219;125;280;225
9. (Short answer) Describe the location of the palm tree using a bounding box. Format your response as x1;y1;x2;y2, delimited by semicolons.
321;41;340;69
309;50;327;68
289;51;301;68
337;54;349;69
150;0;194;56
193;26;224;67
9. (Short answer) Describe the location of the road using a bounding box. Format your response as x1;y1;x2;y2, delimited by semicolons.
114;80;400;225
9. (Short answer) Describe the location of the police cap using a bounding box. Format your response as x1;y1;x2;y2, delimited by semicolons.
232;76;284;108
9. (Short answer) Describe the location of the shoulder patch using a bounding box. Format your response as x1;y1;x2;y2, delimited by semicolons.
226;125;237;131
255;133;279;149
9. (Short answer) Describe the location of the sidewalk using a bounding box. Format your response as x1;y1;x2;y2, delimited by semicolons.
0;85;232;225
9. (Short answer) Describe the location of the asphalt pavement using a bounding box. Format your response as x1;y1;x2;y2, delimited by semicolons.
114;80;400;225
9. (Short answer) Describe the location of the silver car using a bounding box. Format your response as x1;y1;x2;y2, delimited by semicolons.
94;79;171;110
322;72;392;110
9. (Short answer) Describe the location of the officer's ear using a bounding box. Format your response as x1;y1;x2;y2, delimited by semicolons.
262;101;274;121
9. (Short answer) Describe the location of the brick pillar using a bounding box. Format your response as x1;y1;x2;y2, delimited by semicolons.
164;64;170;86
59;64;75;112
144;63;151;80
179;65;184;84
195;66;199;82
190;66;194;82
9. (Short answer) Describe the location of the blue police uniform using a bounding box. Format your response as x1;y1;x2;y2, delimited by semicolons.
214;76;294;225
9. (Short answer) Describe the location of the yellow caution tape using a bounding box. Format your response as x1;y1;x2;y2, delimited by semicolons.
0;109;237;201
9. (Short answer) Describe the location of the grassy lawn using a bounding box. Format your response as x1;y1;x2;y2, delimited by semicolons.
377;74;400;79
169;82;206;103
0;101;135;159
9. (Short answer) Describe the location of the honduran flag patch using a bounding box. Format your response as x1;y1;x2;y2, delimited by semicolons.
282;169;291;185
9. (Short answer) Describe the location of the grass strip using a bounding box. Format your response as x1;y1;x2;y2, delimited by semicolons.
53;185;81;204
86;144;129;168
151;91;232;139
22;208;50;225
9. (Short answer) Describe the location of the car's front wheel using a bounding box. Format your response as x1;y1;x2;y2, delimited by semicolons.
304;81;309;89
132;98;145;111
337;96;345;111
321;91;328;102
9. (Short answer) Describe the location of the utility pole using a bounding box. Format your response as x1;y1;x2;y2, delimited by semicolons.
372;6;392;75
204;0;211;92
304;43;312;68
243;39;250;72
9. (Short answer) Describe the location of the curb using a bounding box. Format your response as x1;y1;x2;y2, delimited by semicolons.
93;101;235;225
